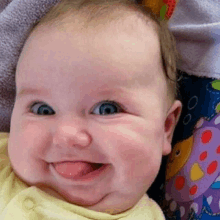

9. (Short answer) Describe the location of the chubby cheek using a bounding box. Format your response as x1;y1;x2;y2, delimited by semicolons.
93;118;164;192
116;139;161;191
8;118;51;184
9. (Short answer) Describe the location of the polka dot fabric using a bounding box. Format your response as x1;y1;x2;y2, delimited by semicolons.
172;73;220;145
163;72;220;220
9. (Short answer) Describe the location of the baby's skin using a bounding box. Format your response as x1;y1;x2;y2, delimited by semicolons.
8;11;182;214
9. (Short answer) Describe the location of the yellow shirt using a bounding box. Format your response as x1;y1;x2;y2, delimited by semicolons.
0;132;165;220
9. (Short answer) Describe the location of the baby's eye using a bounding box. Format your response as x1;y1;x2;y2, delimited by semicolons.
91;100;124;115
30;102;55;115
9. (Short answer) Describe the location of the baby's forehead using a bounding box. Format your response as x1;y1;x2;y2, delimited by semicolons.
29;9;160;68
39;5;158;40
18;7;162;88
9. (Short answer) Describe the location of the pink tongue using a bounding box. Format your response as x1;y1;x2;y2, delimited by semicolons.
54;162;95;178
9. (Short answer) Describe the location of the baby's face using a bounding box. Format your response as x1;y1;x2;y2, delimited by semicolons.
8;16;180;213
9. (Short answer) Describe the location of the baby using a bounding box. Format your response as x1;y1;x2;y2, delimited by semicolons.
0;0;182;219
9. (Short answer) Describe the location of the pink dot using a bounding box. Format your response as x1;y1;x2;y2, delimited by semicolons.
207;161;218;175
175;176;185;190
199;151;208;161
189;185;198;195
201;130;212;144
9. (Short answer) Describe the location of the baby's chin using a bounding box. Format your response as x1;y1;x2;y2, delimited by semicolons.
36;184;137;214
36;183;107;207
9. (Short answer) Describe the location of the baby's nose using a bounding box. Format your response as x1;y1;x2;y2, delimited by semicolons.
53;125;92;148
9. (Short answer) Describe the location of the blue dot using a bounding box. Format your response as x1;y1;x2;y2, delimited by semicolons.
183;114;192;125
188;96;198;110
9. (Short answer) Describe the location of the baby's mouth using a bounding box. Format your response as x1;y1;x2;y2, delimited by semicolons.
53;161;104;179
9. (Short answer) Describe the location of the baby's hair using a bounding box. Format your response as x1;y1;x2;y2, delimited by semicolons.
33;0;179;100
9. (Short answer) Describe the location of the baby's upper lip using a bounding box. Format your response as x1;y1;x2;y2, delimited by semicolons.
46;154;109;164
49;158;106;165
52;160;102;164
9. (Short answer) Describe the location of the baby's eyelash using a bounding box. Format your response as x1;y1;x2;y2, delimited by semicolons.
28;101;43;111
102;100;125;108
27;99;127;115
94;99;127;110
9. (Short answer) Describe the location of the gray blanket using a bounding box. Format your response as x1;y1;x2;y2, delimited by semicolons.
169;0;220;78
0;0;60;132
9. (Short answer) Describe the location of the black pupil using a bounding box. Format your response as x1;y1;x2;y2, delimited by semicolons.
38;105;51;115
99;103;117;115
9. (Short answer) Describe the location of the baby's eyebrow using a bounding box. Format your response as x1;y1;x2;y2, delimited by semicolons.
17;87;49;98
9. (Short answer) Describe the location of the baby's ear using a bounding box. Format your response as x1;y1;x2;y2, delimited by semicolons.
163;100;182;155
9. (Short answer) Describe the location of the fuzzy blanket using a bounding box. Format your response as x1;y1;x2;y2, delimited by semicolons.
169;0;220;78
0;0;60;132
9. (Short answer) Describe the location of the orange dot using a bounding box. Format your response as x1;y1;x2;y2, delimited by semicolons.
189;185;198;195
207;161;218;174
201;130;212;144
199;151;208;161
175;176;185;190
217;146;220;154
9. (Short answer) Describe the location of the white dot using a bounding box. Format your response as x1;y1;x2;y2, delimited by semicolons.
195;118;204;129
219;200;220;209
170;201;177;212
214;175;220;182
214;116;220;125
190;203;198;213
183;114;192;125
180;206;185;217
207;196;213;205
188;96;198;110
165;193;171;201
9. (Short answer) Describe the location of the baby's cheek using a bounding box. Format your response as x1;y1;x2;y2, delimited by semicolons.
8;120;52;184
13;119;51;157
109;127;157;172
